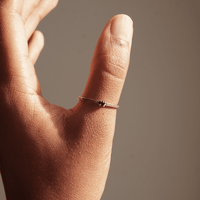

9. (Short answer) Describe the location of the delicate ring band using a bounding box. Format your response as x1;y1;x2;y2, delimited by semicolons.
77;96;119;109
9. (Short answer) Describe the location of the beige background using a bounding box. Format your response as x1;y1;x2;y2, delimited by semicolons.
1;0;200;199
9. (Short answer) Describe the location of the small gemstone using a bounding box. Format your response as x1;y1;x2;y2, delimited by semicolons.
99;101;106;107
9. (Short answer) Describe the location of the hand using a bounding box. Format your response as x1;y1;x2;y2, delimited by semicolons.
0;1;133;199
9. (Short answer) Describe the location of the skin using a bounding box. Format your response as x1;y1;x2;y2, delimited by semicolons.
0;0;133;199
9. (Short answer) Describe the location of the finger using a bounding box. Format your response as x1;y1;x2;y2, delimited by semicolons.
22;0;40;21
66;16;133;198
78;14;133;110
25;0;58;39
71;14;133;155
28;30;44;65
0;4;41;95
0;0;24;13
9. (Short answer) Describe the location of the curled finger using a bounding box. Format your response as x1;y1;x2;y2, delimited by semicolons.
28;30;44;65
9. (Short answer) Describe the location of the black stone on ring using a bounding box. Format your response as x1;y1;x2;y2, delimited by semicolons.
98;100;106;107
77;97;119;109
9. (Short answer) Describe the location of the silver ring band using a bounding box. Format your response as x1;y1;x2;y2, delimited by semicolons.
77;96;119;109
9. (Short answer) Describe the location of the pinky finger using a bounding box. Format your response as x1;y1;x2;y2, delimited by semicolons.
28;30;44;65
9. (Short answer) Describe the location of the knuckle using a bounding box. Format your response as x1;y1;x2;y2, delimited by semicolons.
49;0;59;9
93;34;131;80
94;53;129;81
34;10;42;23
110;34;130;49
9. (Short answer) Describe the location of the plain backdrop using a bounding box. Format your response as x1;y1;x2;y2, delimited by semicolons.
1;0;200;199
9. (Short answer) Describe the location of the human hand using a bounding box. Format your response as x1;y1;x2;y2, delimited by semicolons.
0;1;133;199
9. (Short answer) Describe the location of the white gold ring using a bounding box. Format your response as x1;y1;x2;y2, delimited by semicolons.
77;96;119;109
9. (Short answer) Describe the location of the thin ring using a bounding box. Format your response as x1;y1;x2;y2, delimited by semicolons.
77;96;119;109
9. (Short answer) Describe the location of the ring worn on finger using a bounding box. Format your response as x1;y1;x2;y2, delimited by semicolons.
77;96;119;109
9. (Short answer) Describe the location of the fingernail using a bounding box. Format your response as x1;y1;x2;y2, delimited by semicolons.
110;15;133;43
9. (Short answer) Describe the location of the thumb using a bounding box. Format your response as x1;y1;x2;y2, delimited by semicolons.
80;14;133;107
66;15;133;199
